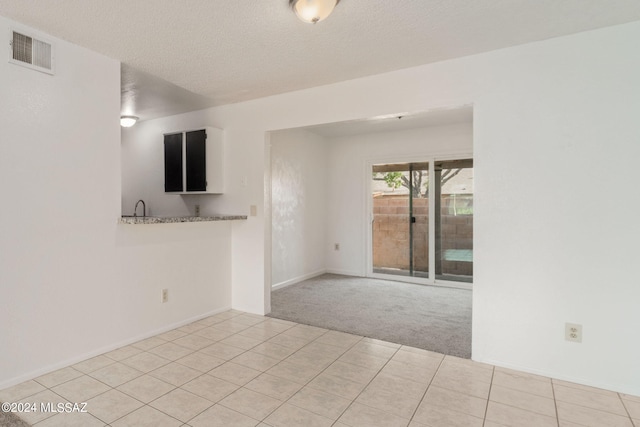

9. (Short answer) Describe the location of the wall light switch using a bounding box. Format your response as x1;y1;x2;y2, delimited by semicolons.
250;205;257;216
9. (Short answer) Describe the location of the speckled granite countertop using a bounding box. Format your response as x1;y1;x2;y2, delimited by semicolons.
120;215;247;224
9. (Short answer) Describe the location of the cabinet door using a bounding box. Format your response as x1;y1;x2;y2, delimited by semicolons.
164;133;183;192
186;130;207;192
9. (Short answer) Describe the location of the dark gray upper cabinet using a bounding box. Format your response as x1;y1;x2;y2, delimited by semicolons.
164;133;183;192
163;127;224;194
185;129;207;192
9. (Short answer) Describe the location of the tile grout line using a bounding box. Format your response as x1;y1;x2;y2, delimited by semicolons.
327;343;419;426
64;311;251;426
482;375;574;426
182;314;302;425
405;355;493;423
67;329;217;425
618;391;636;426
406;350;447;426
259;333;405;425
241;328;394;425
32;372;149;426
213;320;316;424
153;311;252;425
326;341;407;426
487;375;635;426
551;378;560;427
192;318;335;424
552;378;638;420
33;361;149;426
235;327;362;425
482;366;495;427
142;360;215;426
13;312;253;426
173;312;270;425
149;310;262;426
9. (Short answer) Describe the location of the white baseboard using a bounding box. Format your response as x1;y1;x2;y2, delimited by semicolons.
475;356;640;397
271;269;327;291
230;305;268;316
0;306;231;390
325;269;362;277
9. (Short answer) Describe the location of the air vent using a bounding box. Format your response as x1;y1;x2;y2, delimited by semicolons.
9;30;54;75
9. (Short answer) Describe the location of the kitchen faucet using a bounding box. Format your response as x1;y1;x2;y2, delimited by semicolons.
134;199;146;217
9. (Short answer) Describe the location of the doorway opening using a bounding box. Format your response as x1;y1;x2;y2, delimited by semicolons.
267;106;474;356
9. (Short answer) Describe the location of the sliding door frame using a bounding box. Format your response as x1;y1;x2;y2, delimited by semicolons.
365;152;473;290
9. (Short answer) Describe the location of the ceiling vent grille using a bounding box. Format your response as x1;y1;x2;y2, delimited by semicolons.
9;30;54;75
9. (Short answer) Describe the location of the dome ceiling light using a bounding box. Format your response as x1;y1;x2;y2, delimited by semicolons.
120;116;139;128
290;0;340;24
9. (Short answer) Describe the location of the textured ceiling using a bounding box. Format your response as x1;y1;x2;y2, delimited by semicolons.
120;64;218;120
302;106;473;138
2;1;640;115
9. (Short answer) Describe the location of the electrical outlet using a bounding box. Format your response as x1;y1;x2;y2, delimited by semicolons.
161;289;168;303
195;204;200;217
565;322;582;343
334;243;340;251
250;205;257;216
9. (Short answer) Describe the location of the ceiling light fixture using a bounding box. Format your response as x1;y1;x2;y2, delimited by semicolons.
290;0;340;24
120;116;139;127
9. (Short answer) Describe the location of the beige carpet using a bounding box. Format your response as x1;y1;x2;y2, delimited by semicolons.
268;274;472;358
0;406;30;427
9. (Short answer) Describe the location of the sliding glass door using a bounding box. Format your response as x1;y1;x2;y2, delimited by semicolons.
371;159;473;286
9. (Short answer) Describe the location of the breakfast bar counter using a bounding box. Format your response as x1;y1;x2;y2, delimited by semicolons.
119;215;247;225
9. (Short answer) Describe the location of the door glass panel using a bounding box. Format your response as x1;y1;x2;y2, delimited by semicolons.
435;160;473;282
411;164;429;278
372;163;428;278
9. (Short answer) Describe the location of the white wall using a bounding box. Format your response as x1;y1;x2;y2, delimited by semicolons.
0;17;233;389
154;21;639;394
325;123;473;276
270;129;328;287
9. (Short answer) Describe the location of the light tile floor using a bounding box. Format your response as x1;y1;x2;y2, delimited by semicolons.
1;310;639;427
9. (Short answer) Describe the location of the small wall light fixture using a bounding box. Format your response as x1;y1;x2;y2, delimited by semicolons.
290;0;340;24
120;115;139;127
